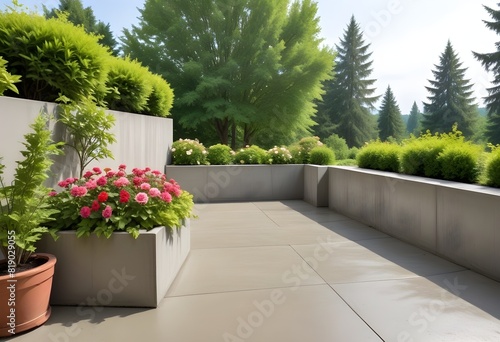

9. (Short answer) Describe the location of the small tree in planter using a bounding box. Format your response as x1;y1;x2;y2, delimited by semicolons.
0;113;61;336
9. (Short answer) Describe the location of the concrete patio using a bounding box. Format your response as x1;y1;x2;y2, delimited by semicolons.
8;200;500;341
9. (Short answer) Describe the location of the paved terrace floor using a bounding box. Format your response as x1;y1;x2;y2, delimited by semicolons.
8;201;500;342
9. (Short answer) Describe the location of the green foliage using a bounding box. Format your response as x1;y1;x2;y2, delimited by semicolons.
485;145;500;187
59;99;116;177
104;56;153;114
45;166;194;238
423;41;478;138
0;10;110;103
335;159;357;166
437;143;481;183
288;144;305;164
378;86;405;141
316;16;379;147
267;146;293;164
122;0;334;147
144;73;174;117
0;113;62;265
207;144;233;165
0;56;21;95
348;147;359;159
309;146;335;165
406;101;422;135
233;145;268;165
400;133;447;178
325;133;349;160
357;141;401;172
297;136;323;163
171;139;207;165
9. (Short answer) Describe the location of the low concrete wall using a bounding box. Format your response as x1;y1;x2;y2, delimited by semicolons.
304;165;329;207
329;166;500;281
37;223;190;308
166;164;304;203
0;96;172;187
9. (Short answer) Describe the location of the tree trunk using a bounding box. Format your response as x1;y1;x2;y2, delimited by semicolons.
243;125;255;146
231;121;236;150
215;118;229;145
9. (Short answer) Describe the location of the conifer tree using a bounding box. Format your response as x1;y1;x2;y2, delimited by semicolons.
378;86;405;141
423;41;477;137
473;4;500;144
316;16;378;147
406;101;421;135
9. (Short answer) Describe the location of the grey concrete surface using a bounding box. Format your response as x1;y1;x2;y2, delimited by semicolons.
9;201;500;342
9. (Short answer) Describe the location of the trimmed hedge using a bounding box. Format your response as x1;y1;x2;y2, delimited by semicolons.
486;148;500;187
400;135;447;178
438;144;481;183
144;73;174;117
357;141;401;172
309;146;335;165
0;11;110;102
207;144;233;165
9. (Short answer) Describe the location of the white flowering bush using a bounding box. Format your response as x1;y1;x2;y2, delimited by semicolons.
267;146;293;164
233;145;268;164
171;139;208;165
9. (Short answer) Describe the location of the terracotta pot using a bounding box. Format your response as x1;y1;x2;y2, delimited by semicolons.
0;253;57;337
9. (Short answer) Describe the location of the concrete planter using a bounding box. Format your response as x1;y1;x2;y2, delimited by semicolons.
329;166;500;282
303;165;329;207
37;223;190;308
166;165;304;203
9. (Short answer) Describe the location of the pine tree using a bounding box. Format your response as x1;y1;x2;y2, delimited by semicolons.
423;40;477;137
378;86;405;141
316;16;378;147
473;4;500;144
407;101;421;135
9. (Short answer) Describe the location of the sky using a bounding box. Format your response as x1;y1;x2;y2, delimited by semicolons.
0;0;498;114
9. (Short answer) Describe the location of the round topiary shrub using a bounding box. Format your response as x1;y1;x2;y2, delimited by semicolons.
298;136;323;163
171;139;207;165
207;144;233;165
233;145;267;164
267;146;293;164
357;141;401;172
309;146;335;165
400;136;446;178
437;144;481;183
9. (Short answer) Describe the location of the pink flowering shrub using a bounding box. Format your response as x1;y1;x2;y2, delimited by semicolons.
46;165;194;238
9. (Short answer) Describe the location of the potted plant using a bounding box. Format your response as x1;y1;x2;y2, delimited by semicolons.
39;165;194;307
0;113;61;337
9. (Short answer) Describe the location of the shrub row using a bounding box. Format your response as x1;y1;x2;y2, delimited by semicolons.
357;129;488;184
171;136;340;166
0;10;173;117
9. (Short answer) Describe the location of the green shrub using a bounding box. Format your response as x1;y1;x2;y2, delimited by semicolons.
288;144;304;164
357;141;401;172
0;11;110;102
267;146;293;164
0;56;20;95
143;73;174;117
437;143;481;183
298;136;323;163
348;147;359;160
233;145;267;164
486;148;500;187
400;133;446;178
335;159;357;166
171;139;207;165
325;134;349;160
207;144;233;165
309;146;335;165
104;56;153;113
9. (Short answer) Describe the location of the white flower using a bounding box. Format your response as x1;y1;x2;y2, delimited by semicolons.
186;149;193;156
274;150;279;154
240;160;245;164
171;148;176;152
202;150;207;154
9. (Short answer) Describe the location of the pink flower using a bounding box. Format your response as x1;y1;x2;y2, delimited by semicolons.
80;206;91;218
164;182;182;197
96;177;107;186
152;170;162;176
48;190;57;197
85;179;97;190
97;191;108;202
114;177;130;187
132;168;145;177
119;190;130;203
133;176;143;186
70;186;88;197
119;164;127;170
106;171;116;178
116;170;126;177
135;192;149;205
83;171;93;179
91;200;100;212
93;167;102;175
140;183;151;191
102;205;112;219
161;192;172;203
149;188;161;197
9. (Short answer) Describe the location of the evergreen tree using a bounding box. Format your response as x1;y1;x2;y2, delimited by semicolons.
378;86;405;141
423;40;477;137
44;0;119;55
316;16;378;147
407;101;421;135
473;4;500;144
